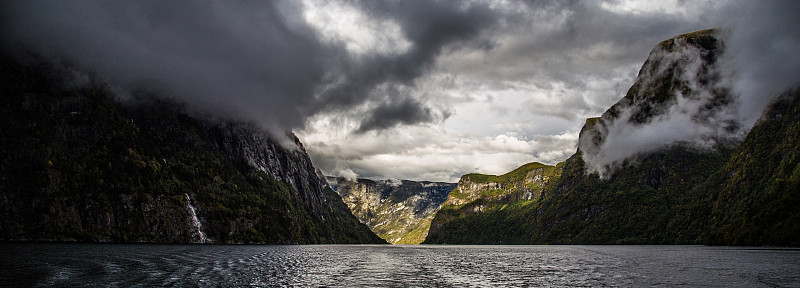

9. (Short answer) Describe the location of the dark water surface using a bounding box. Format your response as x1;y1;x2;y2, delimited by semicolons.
1;244;798;287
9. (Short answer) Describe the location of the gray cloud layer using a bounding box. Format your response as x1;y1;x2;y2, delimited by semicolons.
2;1;327;133
722;0;800;127
5;0;792;182
357;95;435;133
1;0;497;136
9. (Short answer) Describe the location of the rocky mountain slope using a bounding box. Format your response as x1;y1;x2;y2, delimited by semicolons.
328;177;454;244
0;53;384;244
423;29;800;246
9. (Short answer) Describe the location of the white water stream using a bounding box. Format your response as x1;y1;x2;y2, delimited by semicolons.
184;194;209;243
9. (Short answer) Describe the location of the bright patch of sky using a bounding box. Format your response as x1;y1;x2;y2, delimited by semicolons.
600;0;691;15
301;0;411;55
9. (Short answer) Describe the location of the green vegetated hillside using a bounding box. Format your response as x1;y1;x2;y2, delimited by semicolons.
704;92;800;245
0;53;384;244
424;29;800;246
328;177;455;244
425;162;562;244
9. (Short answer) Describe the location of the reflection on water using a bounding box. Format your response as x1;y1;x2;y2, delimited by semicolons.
1;244;799;287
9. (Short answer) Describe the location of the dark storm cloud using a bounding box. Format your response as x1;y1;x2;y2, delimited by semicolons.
476;0;715;87
2;1;328;133
310;0;499;115
357;96;435;133
0;0;499;136
316;0;499;133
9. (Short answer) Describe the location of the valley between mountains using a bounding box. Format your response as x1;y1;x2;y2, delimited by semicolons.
2;29;798;246
331;29;799;246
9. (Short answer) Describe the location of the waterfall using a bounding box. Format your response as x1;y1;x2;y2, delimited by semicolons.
184;193;209;243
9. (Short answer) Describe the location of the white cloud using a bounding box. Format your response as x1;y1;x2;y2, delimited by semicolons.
337;168;359;182
301;0;411;55
599;0;720;17
299;117;577;182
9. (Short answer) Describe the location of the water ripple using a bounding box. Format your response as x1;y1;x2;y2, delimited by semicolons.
1;244;799;287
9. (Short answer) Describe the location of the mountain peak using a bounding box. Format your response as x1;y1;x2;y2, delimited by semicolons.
578;28;739;178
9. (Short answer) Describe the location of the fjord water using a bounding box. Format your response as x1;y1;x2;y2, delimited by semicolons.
2;244;798;287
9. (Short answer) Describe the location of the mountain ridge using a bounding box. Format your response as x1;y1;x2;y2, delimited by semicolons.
423;29;800;246
0;53;384;244
425;162;561;244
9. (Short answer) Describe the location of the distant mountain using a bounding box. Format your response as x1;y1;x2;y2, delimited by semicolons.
423;29;800;246
0;53;384;244
327;177;455;244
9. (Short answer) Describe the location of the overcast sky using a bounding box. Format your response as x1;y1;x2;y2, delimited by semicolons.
3;0;792;182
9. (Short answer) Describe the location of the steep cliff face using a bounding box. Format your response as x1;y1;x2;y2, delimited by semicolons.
206;123;337;228
0;54;384;244
327;177;454;244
